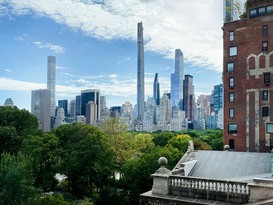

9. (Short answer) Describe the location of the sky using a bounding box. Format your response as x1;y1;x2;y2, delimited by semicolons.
0;0;246;111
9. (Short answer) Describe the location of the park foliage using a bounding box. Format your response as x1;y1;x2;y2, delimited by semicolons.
0;106;223;205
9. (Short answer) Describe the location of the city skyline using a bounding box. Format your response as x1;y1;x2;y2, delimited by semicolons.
0;0;246;110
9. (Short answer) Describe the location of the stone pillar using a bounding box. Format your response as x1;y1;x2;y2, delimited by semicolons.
248;178;273;203
151;157;172;195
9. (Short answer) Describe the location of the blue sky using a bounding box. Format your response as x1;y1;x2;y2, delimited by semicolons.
0;0;246;111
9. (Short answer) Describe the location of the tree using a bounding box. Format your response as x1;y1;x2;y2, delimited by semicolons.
22;133;60;191
167;134;192;153
0;106;39;154
30;194;70;205
120;146;181;205
0;152;40;204
0;106;39;137
152;132;176;147
54;123;115;199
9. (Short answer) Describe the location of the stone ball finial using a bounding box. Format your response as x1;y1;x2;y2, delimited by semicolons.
224;144;230;151
158;157;168;167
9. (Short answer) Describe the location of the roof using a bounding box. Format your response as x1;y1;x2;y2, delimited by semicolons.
173;150;271;182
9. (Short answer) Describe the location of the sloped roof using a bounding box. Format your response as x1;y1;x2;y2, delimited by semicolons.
174;150;271;182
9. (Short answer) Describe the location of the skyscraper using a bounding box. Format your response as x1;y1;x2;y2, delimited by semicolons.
58;99;68;116
171;49;184;108
223;0;273;152
86;101;97;125
75;95;81;116
137;22;145;121
153;73;160;106
183;75;195;122
213;84;223;114
47;56;56;117
80;89;100;121
223;0;239;22
31;89;51;131
70;99;76;118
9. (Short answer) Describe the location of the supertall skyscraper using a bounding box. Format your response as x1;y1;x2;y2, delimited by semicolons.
171;49;184;108
137;22;145;121
153;73;160;106
47;56;56;117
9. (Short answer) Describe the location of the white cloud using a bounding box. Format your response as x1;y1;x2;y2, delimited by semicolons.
0;0;248;72
108;74;117;78
56;66;66;70
32;41;64;53
0;77;45;91
4;69;12;72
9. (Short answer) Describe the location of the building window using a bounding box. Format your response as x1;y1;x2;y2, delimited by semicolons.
262;25;268;36
268;5;273;13
229;139;235;149
262;107;269;117
262;41;268;52
259;7;266;15
227;62;234;73
229;108;234;118
250;9;257;18
266;123;273;133
229;77;234;88
229;47;237;56
228;123;237;133
229;93;234;102
229;31;234;41
262;90;269;101
264;73;270;85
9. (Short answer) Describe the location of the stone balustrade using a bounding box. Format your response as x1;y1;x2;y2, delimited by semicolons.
169;176;250;204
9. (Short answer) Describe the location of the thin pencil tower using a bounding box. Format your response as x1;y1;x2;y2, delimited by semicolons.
137;22;145;121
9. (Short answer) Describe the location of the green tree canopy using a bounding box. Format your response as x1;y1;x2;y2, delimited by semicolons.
0;152;40;204
22;132;60;191
54;123;115;199
0;106;39;154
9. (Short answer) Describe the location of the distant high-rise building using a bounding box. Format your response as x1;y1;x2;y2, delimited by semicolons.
4;98;14;107
171;49;184;108
58;99;68;116
100;96;106;113
31;89;51;131
76;95;81;116
213;84;223;114
54;107;66;128
86;101;97;125
223;0;240;22
183;75;195;122
153;73;160;106
47;56;56;117
137;22;145;121
80;89;100;121
70;99;76;118
110;106;121;118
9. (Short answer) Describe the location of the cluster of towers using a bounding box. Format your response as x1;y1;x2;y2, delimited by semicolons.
26;22;223;132
134;22;223;132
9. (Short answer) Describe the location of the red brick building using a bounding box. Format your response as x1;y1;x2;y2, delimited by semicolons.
223;0;273;152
